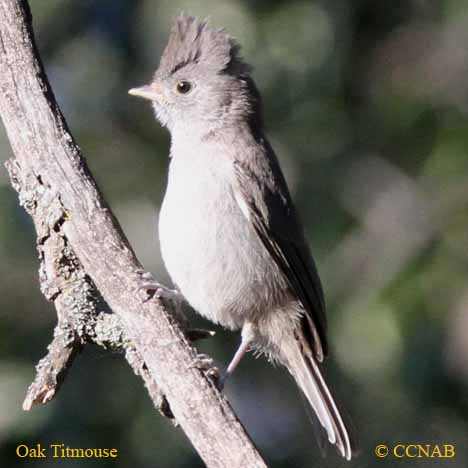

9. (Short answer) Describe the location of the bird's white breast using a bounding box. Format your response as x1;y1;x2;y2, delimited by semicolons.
158;139;279;329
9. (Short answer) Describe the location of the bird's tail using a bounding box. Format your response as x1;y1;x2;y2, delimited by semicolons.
282;337;354;460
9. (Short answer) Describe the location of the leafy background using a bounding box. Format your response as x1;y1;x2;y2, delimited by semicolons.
1;0;468;467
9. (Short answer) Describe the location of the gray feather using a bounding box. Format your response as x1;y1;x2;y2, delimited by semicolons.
157;14;250;79
232;134;328;360
284;331;353;460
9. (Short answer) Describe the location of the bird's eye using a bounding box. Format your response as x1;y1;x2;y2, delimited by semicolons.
175;80;192;95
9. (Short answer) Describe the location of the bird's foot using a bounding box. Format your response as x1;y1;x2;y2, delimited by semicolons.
136;270;181;305
136;271;216;342
189;354;222;389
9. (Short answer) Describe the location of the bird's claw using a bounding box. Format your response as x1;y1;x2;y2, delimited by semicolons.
136;270;181;305
186;328;216;342
189;354;222;389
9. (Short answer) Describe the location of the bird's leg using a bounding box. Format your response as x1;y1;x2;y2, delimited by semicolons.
219;322;255;388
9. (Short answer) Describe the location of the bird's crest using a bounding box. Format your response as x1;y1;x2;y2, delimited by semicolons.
157;14;251;78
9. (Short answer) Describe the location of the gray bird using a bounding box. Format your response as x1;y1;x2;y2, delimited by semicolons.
129;14;354;460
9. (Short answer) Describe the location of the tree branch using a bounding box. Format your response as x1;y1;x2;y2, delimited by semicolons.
0;1;267;466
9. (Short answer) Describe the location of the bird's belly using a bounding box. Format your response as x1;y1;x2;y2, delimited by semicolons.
159;170;281;329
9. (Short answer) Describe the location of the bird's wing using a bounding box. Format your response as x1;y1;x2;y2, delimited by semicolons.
233;147;328;360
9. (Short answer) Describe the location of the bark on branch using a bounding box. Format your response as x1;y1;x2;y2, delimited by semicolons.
0;1;267;466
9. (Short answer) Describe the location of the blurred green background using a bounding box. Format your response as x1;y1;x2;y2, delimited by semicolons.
1;0;468;467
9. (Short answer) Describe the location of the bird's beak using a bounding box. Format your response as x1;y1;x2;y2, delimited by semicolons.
128;84;162;102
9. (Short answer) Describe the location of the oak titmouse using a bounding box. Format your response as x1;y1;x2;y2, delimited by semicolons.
129;15;354;460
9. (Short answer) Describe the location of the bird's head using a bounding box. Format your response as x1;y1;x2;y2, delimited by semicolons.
129;14;261;136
